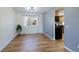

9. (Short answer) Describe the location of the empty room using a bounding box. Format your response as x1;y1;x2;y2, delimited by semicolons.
0;7;64;52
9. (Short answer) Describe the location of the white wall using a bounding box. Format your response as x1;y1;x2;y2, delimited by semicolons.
64;7;79;52
16;13;43;34
0;7;17;51
43;8;55;40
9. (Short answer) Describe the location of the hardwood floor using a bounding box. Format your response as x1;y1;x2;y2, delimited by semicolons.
2;33;65;52
64;48;69;52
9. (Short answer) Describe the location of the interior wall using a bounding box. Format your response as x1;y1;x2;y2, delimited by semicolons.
43;8;55;40
0;7;17;51
65;7;79;52
16;13;43;34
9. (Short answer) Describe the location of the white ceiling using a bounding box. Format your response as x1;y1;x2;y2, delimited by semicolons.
12;7;51;14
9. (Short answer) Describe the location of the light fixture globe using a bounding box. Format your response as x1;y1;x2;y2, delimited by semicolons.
25;7;37;12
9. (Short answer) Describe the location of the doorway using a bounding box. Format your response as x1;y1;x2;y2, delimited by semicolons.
55;7;64;40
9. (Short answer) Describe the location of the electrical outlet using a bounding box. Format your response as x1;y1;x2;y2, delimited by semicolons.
78;44;79;48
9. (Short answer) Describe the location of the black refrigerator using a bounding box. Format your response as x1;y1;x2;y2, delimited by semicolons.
55;25;62;39
55;16;62;40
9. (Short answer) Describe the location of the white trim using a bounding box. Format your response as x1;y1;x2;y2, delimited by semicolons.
21;33;43;35
43;33;55;40
64;45;74;52
22;32;43;34
0;34;17;52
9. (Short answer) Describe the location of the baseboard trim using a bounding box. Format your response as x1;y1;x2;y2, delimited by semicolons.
43;33;55;40
0;34;17;52
64;45;74;52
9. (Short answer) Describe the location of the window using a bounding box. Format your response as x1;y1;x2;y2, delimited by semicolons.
24;16;38;26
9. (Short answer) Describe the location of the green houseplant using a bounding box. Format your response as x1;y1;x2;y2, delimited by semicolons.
16;24;22;35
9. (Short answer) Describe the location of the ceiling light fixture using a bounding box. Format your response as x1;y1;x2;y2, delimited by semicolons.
25;7;37;12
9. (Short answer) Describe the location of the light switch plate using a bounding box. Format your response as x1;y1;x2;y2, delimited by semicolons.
78;44;79;48
66;25;69;29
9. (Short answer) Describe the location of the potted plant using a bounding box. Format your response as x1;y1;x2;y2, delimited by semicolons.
16;24;22;35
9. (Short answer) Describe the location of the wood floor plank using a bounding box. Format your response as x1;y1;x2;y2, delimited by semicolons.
1;33;66;52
